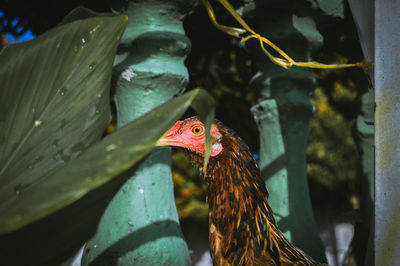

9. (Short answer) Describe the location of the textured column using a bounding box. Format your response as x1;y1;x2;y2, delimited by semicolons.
347;1;374;264
244;0;326;261
375;1;400;265
82;0;197;264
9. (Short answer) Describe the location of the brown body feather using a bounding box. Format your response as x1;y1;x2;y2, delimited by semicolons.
186;120;327;266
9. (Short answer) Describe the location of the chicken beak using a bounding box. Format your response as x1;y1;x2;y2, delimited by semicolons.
155;133;183;148
155;121;183;147
155;135;172;147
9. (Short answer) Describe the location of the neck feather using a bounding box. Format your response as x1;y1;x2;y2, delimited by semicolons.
204;130;284;264
207;132;278;225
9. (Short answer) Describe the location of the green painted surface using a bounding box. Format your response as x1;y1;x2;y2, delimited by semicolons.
251;100;290;230
315;0;344;18
351;86;374;265
82;0;197;264
244;0;327;261
82;150;190;265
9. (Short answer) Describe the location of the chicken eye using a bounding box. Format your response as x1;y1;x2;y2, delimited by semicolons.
191;125;204;135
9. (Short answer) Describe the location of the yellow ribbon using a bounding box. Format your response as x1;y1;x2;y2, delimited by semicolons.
202;0;373;70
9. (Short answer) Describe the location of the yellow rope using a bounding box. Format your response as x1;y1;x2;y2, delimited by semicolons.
202;0;246;38
202;0;373;70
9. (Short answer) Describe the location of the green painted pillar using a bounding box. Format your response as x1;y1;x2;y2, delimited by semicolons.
244;0;327;261
350;88;374;265
81;0;197;264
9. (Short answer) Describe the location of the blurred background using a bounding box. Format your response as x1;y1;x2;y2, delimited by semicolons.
0;1;369;265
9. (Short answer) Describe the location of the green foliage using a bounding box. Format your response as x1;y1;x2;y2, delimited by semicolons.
0;7;215;265
307;85;359;190
306;50;364;197
0;7;127;233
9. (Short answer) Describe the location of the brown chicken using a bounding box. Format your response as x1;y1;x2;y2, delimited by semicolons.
156;116;327;265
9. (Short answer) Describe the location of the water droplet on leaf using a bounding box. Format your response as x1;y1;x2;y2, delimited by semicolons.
14;186;21;195
58;86;68;96
52;139;59;148
14;183;28;196
106;144;117;152
58;119;67;129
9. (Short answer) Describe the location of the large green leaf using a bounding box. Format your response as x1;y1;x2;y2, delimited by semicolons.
0;87;214;233
0;8;127;231
0;88;214;264
0;7;215;264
